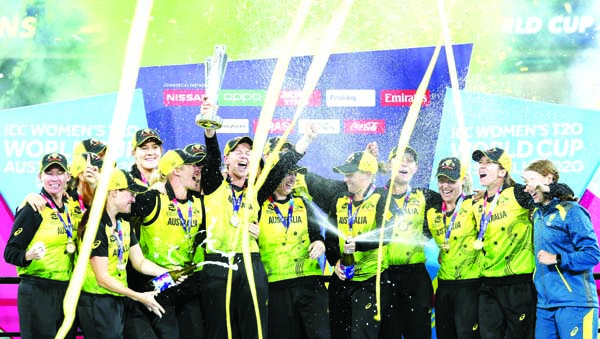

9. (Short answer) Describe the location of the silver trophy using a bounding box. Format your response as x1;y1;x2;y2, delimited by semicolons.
195;45;228;129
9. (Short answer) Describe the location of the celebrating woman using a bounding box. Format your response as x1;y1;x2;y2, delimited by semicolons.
523;159;600;339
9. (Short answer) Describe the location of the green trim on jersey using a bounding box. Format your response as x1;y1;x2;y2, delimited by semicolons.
385;190;428;265
82;219;134;296
204;180;259;254
473;186;534;277
139;194;203;269
258;196;322;283
334;190;388;282
427;197;481;280
17;199;81;281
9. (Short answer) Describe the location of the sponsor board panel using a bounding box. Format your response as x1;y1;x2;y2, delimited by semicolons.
137;45;474;188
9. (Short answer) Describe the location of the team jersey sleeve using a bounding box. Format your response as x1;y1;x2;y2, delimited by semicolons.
559;205;600;272
90;224;109;258
129;224;139;248
3;205;43;267
202;132;224;195
305;171;347;213
324;193;343;266
305;197;325;243
130;190;158;217
422;188;442;239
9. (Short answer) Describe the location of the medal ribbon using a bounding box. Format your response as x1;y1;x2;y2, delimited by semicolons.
442;193;465;243
390;186;411;216
114;220;124;266
41;193;73;241
475;186;503;242
348;184;376;232
172;199;193;234
139;172;148;185
230;186;244;218
77;193;86;212
268;196;294;230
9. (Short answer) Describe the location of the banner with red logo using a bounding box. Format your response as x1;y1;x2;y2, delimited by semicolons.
137;45;474;188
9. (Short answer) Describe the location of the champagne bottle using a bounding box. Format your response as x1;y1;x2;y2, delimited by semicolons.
148;264;197;292
339;242;355;280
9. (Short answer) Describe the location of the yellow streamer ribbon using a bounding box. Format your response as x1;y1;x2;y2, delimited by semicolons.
55;1;154;338
236;1;355;338
376;43;443;321
437;0;471;172
224;1;314;338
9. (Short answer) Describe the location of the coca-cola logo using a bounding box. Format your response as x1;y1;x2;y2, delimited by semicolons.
344;120;386;134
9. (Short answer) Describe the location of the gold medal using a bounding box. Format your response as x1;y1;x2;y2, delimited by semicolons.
117;263;126;271
441;241;450;251
473;239;483;250
66;239;76;254
230;213;239;227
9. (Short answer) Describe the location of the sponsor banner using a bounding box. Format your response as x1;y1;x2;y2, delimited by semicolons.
0;90;148;211
325;89;376;107
344;119;386;134
277;90;322;107
431;89;600;198
137;45;474;187
381;89;431;107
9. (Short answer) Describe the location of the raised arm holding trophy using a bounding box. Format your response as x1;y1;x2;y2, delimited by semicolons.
196;45;228;129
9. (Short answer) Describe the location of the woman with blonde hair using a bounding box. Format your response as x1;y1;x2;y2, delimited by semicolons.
4;153;83;339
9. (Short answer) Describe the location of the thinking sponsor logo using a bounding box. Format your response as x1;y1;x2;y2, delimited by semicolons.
380;90;430;106
326;90;376;107
163;89;205;106
344;120;386;134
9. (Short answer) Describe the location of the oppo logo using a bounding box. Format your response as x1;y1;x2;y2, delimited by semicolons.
220;90;265;106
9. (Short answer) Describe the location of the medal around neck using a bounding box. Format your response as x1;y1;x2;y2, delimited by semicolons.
473;239;483;250
65;239;76;254
230;212;239;227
